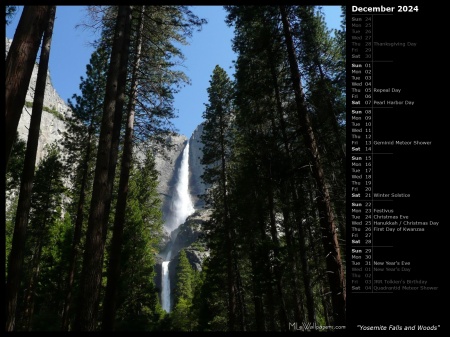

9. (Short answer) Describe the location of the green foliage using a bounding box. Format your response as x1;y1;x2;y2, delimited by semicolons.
113;152;164;331
193;256;227;331
174;249;194;303
28;144;66;229
17;144;69;330
32;212;73;331
62;44;109;214
6;134;27;275
192;5;347;330
189;241;206;252
24;101;65;120
170;249;201;331
201;65;234;186
66;45;108;128
6;132;26;192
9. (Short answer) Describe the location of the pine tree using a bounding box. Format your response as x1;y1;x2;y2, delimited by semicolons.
60;44;109;331
279;5;345;325
74;6;133;331
201;65;239;331
102;7;145;330
171;249;195;331
20;143;66;330
113;151;164;331
6;133;26;194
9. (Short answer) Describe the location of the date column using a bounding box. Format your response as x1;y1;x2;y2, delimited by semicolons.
349;13;373;293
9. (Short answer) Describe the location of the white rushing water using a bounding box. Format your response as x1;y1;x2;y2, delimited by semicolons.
164;141;195;233
161;251;172;312
161;141;195;313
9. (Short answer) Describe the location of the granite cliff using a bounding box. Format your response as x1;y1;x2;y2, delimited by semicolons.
5;37;72;164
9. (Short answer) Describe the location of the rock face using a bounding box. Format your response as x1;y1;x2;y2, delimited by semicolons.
167;209;211;263
6;37;71;165
189;122;208;209
154;208;211;309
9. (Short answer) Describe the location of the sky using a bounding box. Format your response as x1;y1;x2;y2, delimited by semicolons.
6;6;343;138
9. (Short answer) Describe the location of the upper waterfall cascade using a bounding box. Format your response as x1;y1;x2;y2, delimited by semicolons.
164;141;195;234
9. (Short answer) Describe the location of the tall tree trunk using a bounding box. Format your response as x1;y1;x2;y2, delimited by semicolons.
102;6;133;246
225;191;236;331
234;258;247;331
279;5;345;326
22;233;44;331
218;115;237;331
102;6;144;331
258;214;276;331
289;187;318;326
305;195;332;326
5;6;50;168
316;63;346;159
267;59;310;324
5;7;56;330
266;164;289;331
74;6;132;331
23;177;55;331
249;241;266;331
61;121;95;331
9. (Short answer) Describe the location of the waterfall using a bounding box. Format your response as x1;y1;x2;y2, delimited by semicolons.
164;140;195;233
161;140;195;313
161;251;172;312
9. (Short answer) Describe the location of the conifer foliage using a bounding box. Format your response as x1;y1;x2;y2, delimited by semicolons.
5;5;344;332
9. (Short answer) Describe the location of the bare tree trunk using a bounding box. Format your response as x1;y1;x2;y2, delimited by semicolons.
5;6;50;168
5;7;56;330
22;235;44;331
74;6;132;331
102;6;144;331
279;5;345;326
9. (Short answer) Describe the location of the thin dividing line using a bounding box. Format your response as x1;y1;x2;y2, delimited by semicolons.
355;199;394;201
350;246;394;248
355;152;394;154
351;60;394;62
352;14;394;15
352;290;394;294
